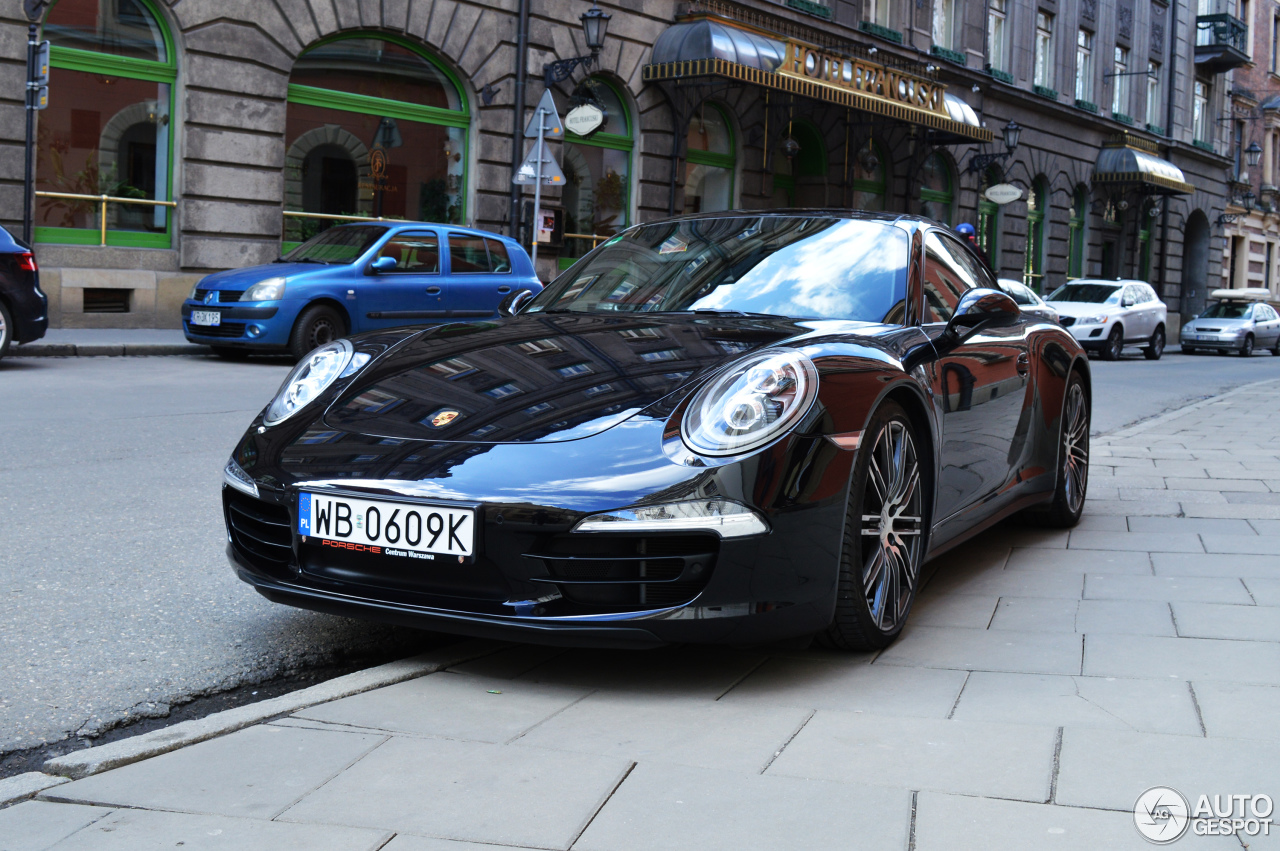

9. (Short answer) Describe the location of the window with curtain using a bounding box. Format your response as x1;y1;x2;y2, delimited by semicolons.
932;0;954;50
684;104;734;214
988;0;1008;72
1034;13;1055;90
870;0;892;27
918;152;954;225
1146;61;1162;130
1075;29;1094;104
562;79;633;264
1112;46;1130;117
284;36;469;247
36;0;176;247
1194;80;1211;142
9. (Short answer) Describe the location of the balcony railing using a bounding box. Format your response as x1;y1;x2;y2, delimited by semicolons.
1195;13;1250;72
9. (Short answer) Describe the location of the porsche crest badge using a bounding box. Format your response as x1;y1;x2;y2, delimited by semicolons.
430;410;460;428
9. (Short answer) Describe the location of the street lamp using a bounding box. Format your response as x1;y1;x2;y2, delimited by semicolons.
966;120;1022;174
1246;141;1263;168
543;1;612;87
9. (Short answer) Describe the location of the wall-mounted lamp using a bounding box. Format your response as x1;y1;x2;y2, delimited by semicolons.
966;120;1021;174
543;1;612;87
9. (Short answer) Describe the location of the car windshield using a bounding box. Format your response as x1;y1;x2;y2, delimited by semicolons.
282;225;389;264
998;282;1036;305
1200;302;1251;319
1048;283;1121;303
526;216;909;323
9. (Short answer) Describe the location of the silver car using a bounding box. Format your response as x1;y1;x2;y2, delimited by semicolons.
997;278;1059;324
1181;289;1280;357
1046;279;1168;361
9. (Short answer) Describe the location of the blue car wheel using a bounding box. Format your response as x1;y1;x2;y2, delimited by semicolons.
290;303;347;361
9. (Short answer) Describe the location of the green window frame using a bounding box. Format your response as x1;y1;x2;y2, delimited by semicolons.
685;102;736;210
36;0;177;248
561;78;633;270
1023;176;1049;293
918;152;954;225
1067;185;1088;279
977;166;1002;265
283;32;471;253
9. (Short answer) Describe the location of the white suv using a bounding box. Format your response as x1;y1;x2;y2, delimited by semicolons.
1045;279;1167;361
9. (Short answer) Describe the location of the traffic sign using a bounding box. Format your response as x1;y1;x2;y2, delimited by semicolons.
34;40;49;85
513;138;565;185
524;89;564;139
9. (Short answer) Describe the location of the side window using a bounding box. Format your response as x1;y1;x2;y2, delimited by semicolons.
485;238;513;274
376;232;439;273
923;231;973;322
448;234;491;274
939;233;994;291
1143;286;1158;303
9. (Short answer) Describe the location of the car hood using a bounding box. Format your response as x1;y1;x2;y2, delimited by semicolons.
1185;317;1250;329
200;262;337;289
321;312;820;444
1045;301;1117;318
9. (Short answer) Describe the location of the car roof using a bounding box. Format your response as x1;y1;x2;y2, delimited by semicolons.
1064;278;1149;286
626;208;930;230
329;221;518;243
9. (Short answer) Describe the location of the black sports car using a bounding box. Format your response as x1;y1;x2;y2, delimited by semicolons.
0;228;48;360
223;212;1090;650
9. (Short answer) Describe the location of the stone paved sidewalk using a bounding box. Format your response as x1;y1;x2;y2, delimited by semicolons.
3;380;1279;850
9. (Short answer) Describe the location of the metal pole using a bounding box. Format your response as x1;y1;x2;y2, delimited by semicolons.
22;21;38;245
530;107;546;271
508;0;531;239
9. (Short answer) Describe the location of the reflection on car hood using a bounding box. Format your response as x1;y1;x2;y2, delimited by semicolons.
199;262;336;289
1185;317;1251;329
1045;301;1117;318
322;312;820;444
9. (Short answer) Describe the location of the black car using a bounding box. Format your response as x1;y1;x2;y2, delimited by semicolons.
0;228;48;360
222;212;1091;650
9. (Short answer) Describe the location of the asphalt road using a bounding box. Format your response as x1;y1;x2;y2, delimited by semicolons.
1;347;1278;758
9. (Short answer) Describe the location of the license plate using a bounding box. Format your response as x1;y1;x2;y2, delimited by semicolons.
191;310;221;327
297;491;475;560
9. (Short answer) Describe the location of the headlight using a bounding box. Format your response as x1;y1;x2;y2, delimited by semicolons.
264;340;353;426
1082;314;1110;325
240;277;286;301
189;281;201;300
681;348;818;457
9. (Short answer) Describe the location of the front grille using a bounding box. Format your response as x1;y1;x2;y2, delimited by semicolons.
525;534;717;610
1059;317;1075;327
1200;327;1221;332
187;320;246;338
226;490;293;571
194;289;245;303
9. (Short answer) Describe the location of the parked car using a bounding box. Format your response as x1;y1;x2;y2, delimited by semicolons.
0;228;48;361
1181;288;1280;357
183;223;541;360
1045;278;1167;361
996;278;1059;323
221;211;1091;651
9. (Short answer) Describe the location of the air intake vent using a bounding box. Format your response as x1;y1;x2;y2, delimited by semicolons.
225;489;293;571
525;534;717;610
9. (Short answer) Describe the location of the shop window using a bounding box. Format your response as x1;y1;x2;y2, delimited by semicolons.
1024;176;1049;293
850;138;885;211
918;152;954;225
284;35;469;248
562;79;633;266
684;103;735;214
1067;184;1088;279
35;0;175;247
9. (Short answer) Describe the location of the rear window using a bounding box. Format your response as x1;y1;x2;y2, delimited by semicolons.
449;234;491;273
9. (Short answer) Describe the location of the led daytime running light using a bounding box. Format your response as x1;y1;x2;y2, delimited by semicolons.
573;499;769;538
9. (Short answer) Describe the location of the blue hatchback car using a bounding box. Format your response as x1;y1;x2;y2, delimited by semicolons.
183;222;541;359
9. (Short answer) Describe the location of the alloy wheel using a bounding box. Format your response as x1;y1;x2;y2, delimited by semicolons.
1062;382;1089;514
1241;336;1254;357
859;420;923;633
1104;327;1123;360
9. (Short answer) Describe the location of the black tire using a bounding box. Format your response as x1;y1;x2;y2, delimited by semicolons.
1100;325;1124;361
1239;334;1254;358
1271;337;1280;356
289;304;346;361
818;401;926;651
212;346;249;361
1020;371;1089;528
1143;325;1165;360
1181;346;1197;355
0;300;11;361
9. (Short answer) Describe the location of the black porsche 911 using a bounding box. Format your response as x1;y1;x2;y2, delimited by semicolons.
223;212;1090;650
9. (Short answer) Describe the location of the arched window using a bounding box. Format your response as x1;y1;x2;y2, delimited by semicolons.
562;79;633;265
851;138;886;211
36;0;176;247
1067;184;1088;278
978;166;1002;266
684;103;735;213
1024;175;1050;292
285;35;469;246
918;152;954;225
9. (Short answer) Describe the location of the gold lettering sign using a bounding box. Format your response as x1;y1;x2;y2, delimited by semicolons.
779;41;948;117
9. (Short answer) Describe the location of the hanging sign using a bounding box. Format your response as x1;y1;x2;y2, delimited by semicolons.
524;89;564;139
984;183;1023;205
565;104;605;136
513;138;565;185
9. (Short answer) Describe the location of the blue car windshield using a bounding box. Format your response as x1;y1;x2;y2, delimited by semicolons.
283;225;388;264
525;216;909;323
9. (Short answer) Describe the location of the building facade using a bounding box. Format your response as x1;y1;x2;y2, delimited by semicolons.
0;0;1243;332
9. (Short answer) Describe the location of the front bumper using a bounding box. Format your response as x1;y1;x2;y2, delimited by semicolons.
182;301;287;347
1181;334;1247;350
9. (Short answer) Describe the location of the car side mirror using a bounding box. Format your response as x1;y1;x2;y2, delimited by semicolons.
499;288;535;317
943;288;1021;344
370;256;397;273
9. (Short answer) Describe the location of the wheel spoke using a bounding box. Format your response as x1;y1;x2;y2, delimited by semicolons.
868;456;889;505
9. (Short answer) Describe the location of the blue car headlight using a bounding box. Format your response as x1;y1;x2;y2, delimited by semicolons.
681;348;819;456
264;340;353;426
241;277;286;301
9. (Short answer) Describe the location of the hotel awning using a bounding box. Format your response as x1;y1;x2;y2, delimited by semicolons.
643;17;992;143
1093;134;1194;195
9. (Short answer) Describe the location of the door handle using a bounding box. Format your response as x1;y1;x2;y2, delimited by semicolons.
498;285;511;294
426;286;441;295
1016;352;1030;376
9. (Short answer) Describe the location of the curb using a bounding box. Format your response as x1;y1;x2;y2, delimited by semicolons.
40;639;505;782
12;343;211;357
0;772;69;807
1103;377;1280;440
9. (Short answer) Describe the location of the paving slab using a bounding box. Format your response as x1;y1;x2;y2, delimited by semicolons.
1249;519;1280;535
1084;634;1280;685
1062;514;1129;530
1084;575;1255;604
1191;681;1280;742
1201;533;1280;555
766;710;1057;801
278;736;632;850
1183;502;1280;519
920;569;1086;599
293;672;591;743
1172;602;1280;641
510;693;810;774
574;762;911;851
0;801;111;851
1074;599;1177;636
719;657;968;718
988;597;1078;632
41;809;390;851
1126;517;1257;535
1153;552;1280;579
977;527;1072;549
44;725;386;820
382;837;543;851
1068;531;1205;553
910;592;999;628
1080;499;1182;516
878;625;1083;675
515;646;766;698
1165;477;1270;491
1004;547;1152;574
1116;488;1227;504
912;791;1236;851
444;644;567;679
1055;727;1280;812
1245;578;1280;606
948;672;1202;736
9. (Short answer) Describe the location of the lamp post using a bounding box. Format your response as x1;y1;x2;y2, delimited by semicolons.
21;0;49;246
543;1;612;87
965;120;1022;175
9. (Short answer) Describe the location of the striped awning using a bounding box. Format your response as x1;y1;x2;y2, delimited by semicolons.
643;17;992;143
1093;134;1194;195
